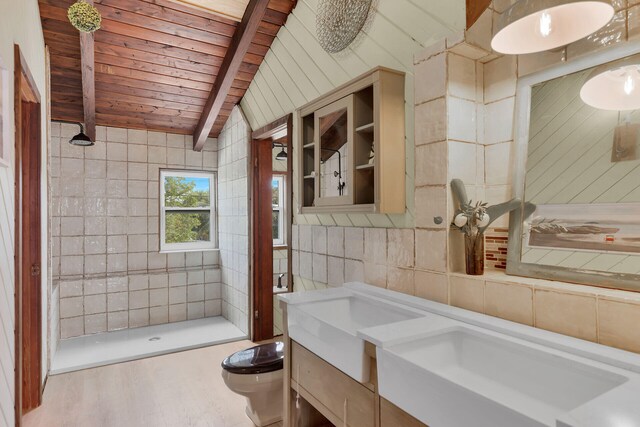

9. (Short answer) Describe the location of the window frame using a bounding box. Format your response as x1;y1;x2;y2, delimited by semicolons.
159;169;217;253
272;174;286;247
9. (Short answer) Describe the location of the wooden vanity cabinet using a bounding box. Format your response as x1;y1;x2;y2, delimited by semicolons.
281;305;426;427
290;341;376;427
297;66;405;215
380;398;428;427
285;341;427;427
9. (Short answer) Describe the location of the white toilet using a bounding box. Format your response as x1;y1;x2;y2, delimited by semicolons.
221;341;284;427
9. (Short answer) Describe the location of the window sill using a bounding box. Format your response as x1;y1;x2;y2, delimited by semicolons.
159;248;220;254
273;245;288;250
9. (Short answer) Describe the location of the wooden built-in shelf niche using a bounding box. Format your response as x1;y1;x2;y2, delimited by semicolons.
297;67;406;214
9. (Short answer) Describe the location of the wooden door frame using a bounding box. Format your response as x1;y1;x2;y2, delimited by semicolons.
14;44;43;423
251;114;292;341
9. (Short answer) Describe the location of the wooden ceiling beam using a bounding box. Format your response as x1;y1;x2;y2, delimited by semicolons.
79;1;96;141
466;0;492;29
193;0;269;150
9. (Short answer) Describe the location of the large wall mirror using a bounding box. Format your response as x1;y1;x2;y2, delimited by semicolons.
508;46;640;291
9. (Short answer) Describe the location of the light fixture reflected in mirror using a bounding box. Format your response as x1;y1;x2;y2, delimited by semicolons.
69;123;94;146
273;142;287;160
581;60;640;111
491;0;614;55
275;148;287;160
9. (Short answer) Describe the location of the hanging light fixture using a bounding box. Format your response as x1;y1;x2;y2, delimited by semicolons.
273;142;287;160
275;147;287;160
69;123;94;146
491;0;614;55
580;59;640;111
316;0;373;53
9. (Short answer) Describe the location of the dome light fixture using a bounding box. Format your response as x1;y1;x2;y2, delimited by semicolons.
273;142;287;160
491;0;614;55
275;148;287;160
580;59;640;111
69;123;94;146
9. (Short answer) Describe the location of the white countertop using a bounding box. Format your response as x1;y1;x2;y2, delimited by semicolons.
279;282;640;427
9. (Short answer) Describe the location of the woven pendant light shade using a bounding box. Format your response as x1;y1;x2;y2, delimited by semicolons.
316;0;373;53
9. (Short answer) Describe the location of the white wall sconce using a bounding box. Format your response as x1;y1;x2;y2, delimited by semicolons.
580;59;640;111
491;0;614;55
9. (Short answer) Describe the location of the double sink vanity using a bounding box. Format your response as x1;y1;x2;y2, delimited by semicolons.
279;283;640;427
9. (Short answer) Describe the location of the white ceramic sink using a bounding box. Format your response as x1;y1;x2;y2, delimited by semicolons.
285;291;424;382
377;326;629;427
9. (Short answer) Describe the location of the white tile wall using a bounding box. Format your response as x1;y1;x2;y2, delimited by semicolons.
273;249;288;288
51;123;222;339
217;107;250;334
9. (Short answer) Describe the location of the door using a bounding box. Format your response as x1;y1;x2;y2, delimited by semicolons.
250;114;292;342
251;138;274;341
14;45;43;421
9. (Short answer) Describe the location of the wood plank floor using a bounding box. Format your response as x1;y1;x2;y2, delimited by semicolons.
24;340;284;427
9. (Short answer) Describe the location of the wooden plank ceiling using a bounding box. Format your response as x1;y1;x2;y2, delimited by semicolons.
168;0;251;22
39;0;296;137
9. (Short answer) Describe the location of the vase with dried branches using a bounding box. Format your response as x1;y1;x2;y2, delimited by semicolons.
450;179;525;276
454;200;489;275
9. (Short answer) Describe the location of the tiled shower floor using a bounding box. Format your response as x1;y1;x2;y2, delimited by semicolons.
51;316;246;374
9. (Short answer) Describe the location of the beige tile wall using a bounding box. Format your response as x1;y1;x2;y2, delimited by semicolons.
51;123;222;339
290;0;640;355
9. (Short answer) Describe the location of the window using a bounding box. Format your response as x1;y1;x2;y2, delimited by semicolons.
160;170;216;252
272;175;285;246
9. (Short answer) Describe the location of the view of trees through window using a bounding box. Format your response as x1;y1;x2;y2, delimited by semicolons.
164;176;211;244
272;178;280;240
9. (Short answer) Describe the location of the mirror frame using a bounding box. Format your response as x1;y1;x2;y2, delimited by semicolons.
507;42;640;291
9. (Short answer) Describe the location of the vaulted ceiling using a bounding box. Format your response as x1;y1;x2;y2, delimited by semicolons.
39;0;296;138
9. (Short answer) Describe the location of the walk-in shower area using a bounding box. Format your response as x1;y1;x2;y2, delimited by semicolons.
49;118;251;373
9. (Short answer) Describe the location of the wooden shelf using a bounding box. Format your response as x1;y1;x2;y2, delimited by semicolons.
356;164;375;170
356;122;374;133
297;67;405;214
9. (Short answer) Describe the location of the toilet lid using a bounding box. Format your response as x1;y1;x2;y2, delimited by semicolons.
221;341;284;374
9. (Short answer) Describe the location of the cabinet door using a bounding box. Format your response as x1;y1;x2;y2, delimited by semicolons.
291;341;375;427
314;95;354;207
380;398;428;427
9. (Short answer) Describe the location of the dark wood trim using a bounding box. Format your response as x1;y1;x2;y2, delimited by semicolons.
466;0;492;29
14;44;43;424
252;115;288;140
15;48;41;104
20;100;42;413
193;0;270;150
251;137;274;342
14;45;23;427
286;114;293;293
79;2;96;141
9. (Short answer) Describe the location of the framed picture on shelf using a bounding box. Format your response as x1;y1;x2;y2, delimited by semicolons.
0;55;9;168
